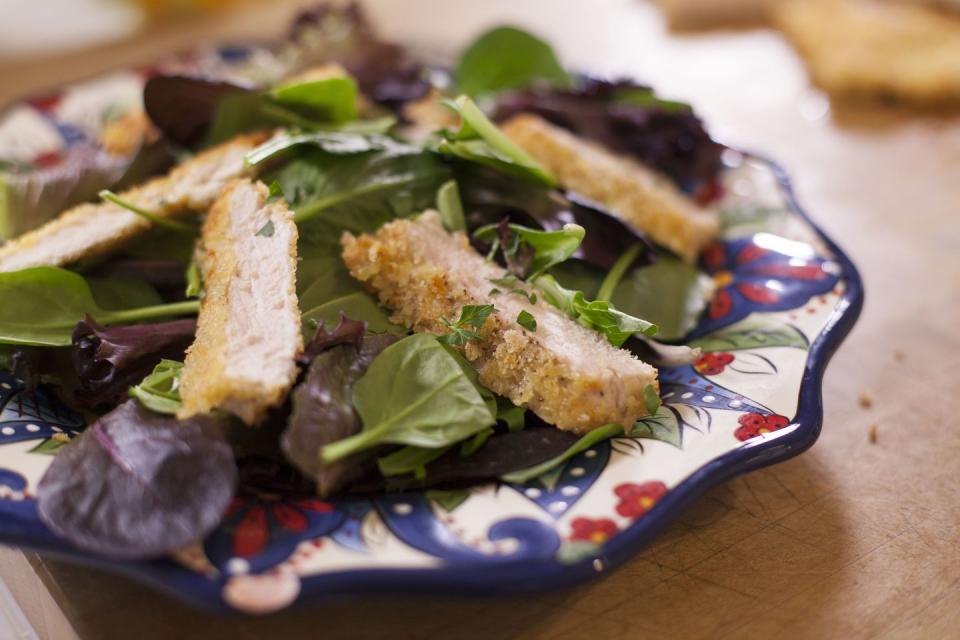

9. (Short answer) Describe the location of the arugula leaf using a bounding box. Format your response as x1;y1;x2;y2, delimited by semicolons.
437;304;494;347
475;221;584;280
517;310;537;332
455;26;571;97
128;359;183;415
501;423;624;484
301;293;406;338
0;268;198;347
184;257;202;298
270;75;359;123
322;334;496;461
37;400;236;560
437;95;555;187
98;190;196;235
534;274;657;347
436;179;465;232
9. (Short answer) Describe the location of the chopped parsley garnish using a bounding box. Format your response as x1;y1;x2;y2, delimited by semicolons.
437;304;495;346
517;310;537;332
255;220;275;237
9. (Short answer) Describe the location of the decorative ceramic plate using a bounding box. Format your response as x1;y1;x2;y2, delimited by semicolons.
0;48;862;614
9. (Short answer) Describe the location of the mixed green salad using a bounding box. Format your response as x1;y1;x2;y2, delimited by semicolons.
0;5;725;559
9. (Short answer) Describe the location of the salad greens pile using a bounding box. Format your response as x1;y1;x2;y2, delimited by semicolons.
0;4;724;559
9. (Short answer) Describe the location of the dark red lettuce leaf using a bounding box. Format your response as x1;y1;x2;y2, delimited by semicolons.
71;316;195;409
143;75;253;148
282;319;399;496
349;423;580;493
286;3;430;112
457;164;655;272
37;400;236;560
494;78;723;190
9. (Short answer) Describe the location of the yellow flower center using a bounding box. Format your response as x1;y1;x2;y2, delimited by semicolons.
713;270;734;287
639;496;655;510
590;532;608;544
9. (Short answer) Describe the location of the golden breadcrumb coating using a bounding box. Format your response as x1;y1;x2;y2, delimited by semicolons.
501;113;719;262
178;179;302;426
0;132;270;272
341;211;658;433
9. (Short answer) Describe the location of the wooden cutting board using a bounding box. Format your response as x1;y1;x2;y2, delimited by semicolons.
1;1;958;638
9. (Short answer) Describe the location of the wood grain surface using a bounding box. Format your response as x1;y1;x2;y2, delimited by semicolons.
1;1;959;638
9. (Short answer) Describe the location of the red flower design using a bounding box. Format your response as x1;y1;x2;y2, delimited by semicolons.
570;517;619;544
614;481;668;518
734;413;790;441
694;352;734;375
227;498;334;558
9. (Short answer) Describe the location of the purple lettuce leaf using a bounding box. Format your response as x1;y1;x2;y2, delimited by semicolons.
71;316;195;409
494;78;724;190
457;164;655;272
36;400;236;560
282;317;400;496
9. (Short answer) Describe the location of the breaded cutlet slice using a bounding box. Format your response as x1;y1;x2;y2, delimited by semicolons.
341;211;658;434
0;132;269;272
178;179;302;426
500;114;719;262
773;0;960;105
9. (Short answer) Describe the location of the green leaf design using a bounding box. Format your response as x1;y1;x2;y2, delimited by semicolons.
628;406;681;448
556;541;603;564
426;489;470;513
689;315;809;352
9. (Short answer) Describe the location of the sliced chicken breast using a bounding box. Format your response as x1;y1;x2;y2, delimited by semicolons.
501;113;719;262
341;211;658;433
178;179;302;426
0;132;269;272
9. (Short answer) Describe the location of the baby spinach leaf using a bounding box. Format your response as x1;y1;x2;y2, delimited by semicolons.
437;95;556;187
86;276;163;311
283;324;399;497
128;359;184;415
497;396;527;432
501;423;624;484
610;254;714;341
0;268;198;347
455;26;571;97
37;400;236;560
436;179;465;232
322;334;496;462
72;316;195;409
261;143;450;228
474;221;584;280
534;274;658;346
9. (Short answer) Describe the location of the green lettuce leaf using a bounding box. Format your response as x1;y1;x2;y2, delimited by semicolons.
455;26;571;97
322;334;496;461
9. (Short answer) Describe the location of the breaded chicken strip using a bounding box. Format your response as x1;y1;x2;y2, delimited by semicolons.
501;114;719;262
341;211;658;433
0;132;269;272
178;179;302;426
